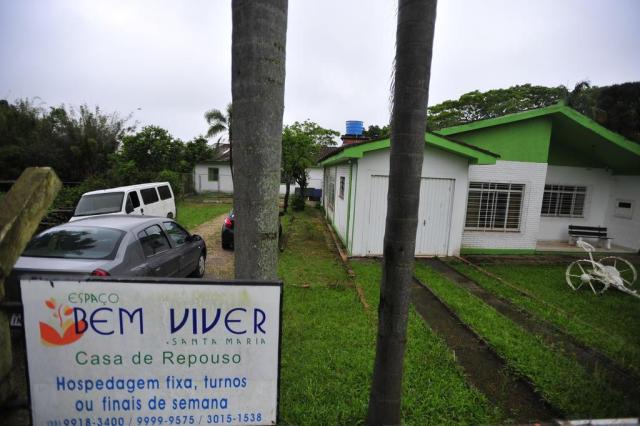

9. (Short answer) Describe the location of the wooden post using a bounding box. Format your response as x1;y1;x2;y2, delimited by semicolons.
0;167;61;409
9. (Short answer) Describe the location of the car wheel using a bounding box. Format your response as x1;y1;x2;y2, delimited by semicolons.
191;252;206;278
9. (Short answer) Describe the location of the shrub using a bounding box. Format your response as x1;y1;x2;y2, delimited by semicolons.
155;169;183;199
292;194;305;211
53;175;111;209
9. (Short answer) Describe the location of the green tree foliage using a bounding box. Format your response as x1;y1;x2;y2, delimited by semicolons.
362;124;391;139
204;103;232;142
281;120;338;211
0;98;222;207
427;84;568;130
183;136;215;168
0;99;131;180
567;81;640;143
204;103;233;176
426;81;640;143
118;126;185;173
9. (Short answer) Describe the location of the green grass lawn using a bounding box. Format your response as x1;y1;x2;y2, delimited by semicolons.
447;261;640;375
176;201;231;230
415;263;637;418
278;209;502;425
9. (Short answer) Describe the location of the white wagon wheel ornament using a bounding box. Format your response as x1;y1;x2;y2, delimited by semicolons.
565;240;638;299
599;256;638;288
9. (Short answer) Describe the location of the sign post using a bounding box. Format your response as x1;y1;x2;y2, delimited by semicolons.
20;278;282;425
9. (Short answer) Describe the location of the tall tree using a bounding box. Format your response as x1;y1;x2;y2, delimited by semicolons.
281;120;338;212
362;124;391;139
232;0;288;280
204;103;234;177
567;81;640;143
367;1;438;424
426;84;568;130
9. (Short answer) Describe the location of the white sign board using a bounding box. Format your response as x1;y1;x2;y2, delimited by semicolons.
21;279;282;426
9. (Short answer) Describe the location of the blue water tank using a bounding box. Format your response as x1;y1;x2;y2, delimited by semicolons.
345;120;364;136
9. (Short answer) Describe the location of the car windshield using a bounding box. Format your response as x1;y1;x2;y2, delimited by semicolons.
74;192;124;216
22;227;125;260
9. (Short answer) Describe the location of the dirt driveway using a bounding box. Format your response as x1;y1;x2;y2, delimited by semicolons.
190;213;234;279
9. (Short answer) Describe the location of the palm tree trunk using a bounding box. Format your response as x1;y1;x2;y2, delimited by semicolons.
283;181;290;212
231;0;288;280
366;1;437;424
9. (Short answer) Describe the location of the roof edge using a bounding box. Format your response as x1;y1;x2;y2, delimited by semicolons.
436;104;564;136
319;133;498;167
436;104;640;159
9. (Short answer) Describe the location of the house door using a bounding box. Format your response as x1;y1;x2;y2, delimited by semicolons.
414;178;454;255
365;175;388;255
365;176;454;256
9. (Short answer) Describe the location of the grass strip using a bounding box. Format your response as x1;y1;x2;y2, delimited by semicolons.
277;209;502;425
176;201;231;230
415;263;637;418
448;260;640;375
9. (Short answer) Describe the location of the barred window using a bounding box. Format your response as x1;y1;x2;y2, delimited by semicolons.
541;185;586;217
465;182;524;231
339;176;345;199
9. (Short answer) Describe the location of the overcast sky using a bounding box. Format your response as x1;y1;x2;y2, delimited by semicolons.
1;0;639;142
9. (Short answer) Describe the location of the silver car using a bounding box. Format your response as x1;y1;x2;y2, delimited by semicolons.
5;215;206;302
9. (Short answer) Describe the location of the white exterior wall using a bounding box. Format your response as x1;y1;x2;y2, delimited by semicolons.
348;146;470;256
605;175;640;251
278;166;323;195
194;163;322;195
462;160;548;250
538;166;613;241
332;164;351;242
193;164;233;193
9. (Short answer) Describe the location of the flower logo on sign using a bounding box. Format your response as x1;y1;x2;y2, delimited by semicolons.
39;298;86;346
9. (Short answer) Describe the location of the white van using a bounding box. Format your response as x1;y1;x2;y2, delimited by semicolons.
69;182;177;222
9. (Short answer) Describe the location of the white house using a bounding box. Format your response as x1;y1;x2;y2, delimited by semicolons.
321;105;640;256
193;145;324;196
321;133;498;256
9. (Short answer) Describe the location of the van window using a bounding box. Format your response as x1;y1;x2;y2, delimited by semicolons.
74;192;125;217
158;185;172;200
138;225;171;256
128;191;141;208
140;188;159;204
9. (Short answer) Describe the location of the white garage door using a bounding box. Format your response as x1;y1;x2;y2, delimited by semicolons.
366;176;454;256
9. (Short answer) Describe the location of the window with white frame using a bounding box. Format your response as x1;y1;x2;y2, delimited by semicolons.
541;185;586;217
339;176;345;199
465;182;524;231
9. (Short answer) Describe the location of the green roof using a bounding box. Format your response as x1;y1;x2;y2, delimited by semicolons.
437;104;640;175
319;133;498;167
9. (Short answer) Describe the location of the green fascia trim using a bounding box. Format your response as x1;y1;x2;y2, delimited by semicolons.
325;213;347;249
345;163;352;252
320;139;390;167
330;221;347;250
460;248;536;255
349;164;358;254
438;104;640;159
320;133;497;167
